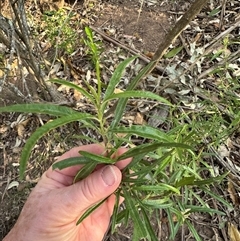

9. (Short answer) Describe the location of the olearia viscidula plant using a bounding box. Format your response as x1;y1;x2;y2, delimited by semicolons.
0;27;233;241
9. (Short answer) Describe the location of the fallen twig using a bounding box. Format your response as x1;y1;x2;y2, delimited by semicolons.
90;25;165;73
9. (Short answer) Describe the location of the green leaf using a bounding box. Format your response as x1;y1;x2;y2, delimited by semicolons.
193;173;228;186
103;56;137;102
76;197;107;225
122;186;147;239
104;90;172;106
52;157;91;170
0;103;78;116
111;125;172;142
175;176;196;187
128;61;156;90
74;161;97;183
19;113;94;179
116;208;130;226
85;26;93;40
110;61;156;129
164;46;183;58
185;220;202;241
141;208;159;241
117;142;192;161
111;189;121;234
153;150;174;177
79;151;115;164
122;177;147;184
122;152;146;172
49;78;95;104
166;208;177;239
208;8;221;16
200;186;233;210
142;198;173;209
135;184;180;194
185;205;226;215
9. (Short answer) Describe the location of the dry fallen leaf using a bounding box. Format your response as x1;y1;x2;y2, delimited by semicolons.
0;125;8;134
228;222;240;241
17;124;25;138
227;179;240;206
133;112;144;125
7;181;19;190
114;88;123;94
16;118;30;138
74;88;83;101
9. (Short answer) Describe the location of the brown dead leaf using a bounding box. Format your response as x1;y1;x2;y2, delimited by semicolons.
0;69;4;78
116;133;127;138
74;88;83;101
21;118;31;127
228;179;240;206
114;88;123;94
0;125;8;134
228;222;240;241
17;124;25;138
16;118;31;138
133;112;144;125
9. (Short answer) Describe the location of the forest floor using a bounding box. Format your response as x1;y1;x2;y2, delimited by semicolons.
1;0;240;240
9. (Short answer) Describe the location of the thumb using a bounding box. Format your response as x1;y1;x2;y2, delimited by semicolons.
62;165;122;213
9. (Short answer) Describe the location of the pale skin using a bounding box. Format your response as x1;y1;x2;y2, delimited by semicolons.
3;144;131;241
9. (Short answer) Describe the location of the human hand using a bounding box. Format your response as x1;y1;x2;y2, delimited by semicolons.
4;144;131;241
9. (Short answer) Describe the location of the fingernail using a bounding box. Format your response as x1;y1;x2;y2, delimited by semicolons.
101;166;117;186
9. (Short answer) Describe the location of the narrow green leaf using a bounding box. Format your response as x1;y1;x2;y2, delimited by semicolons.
135;184;180;194
85;26;93;39
79;151;115;164
209;8;221;16
141;208;159;241
122;186;147;239
74;161;97;183
116;208;130;225
185;205;226;215
166;208;176;239
122;152;146;171
142;197;172;208
128;61;156;90
167;207;183;239
200;186;233;210
19;113;94;179
0;103;78;116
76;197;107;225
193;173;228;186
164;46;183;58
117;142;192;161
122;177;147;184
110;61;156;129
153;151;174;178
185;220;202;241
49;78;95;104
111;125;172;142
175;176;196;187
104;90;172;106
124;164;154;178
52;157;91;170
111;189;121;234
103;56;137;101
88;85;98;100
